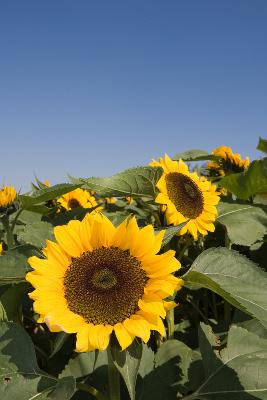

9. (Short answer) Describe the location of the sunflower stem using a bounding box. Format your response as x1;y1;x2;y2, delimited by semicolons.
167;308;175;339
1;215;14;248
107;347;121;400
77;383;108;400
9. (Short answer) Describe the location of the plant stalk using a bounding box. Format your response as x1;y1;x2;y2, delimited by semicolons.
167;308;175;339
2;215;14;248
107;347;121;400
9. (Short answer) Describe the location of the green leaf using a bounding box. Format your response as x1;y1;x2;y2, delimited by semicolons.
217;203;267;246
219;158;267;199
49;332;69;359
173;149;211;161
257;137;267;154
183;247;267;329
19;183;81;207
80;166;163;198
160;221;189;248
0;283;29;321
0;250;30;285
110;340;142;400
60;350;107;379
0;321;75;400
17;221;54;248
155;339;203;396
191;323;267;399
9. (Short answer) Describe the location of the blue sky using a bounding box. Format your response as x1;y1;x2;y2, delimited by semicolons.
0;1;266;191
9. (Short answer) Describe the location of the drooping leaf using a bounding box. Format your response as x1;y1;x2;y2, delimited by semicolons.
217;203;267;246
183;247;267;329
191;323;267;399
219;158;267;199
19;183;81;207
110;340;143;400
17;221;54;248
80;167;163;198
159;221;189;248
257;137;267;154
0;322;75;400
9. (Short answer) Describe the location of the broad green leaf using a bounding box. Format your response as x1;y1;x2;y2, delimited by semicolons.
19;183;81;207
0;250;30;285
183;247;267;329
160;221;189;248
110;341;142;400
257;137;267;154
191;324;267;399
173;149;211;161
60;350;107;379
155;339;203;396
0;322;75;400
220;158;267;199
80;167;163;198
17;210;42;224
0;283;29;321
217;203;267;246
17;221;54;248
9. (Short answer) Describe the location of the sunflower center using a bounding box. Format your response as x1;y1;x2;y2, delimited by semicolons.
68;198;81;209
63;247;147;325
165;172;204;219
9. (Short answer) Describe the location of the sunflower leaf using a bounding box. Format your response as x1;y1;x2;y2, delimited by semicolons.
188;323;267;399
160;221;189;248
173;149;212;161
110;341;142;400
80;166;163;198
219;158;267;199
19;183;81;207
217;203;267;246
17;221;54;248
257;137;267;154
0;321;75;400
0;250;30;285
183;247;267;329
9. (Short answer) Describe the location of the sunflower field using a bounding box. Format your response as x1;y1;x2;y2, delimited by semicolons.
1;138;267;400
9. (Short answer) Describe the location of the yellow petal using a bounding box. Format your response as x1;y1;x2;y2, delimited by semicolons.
114;322;135;350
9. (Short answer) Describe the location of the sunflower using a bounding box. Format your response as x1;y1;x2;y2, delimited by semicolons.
58;188;99;211
207;145;250;176
0;186;17;208
150;154;220;239
26;213;182;352
0;243;3;255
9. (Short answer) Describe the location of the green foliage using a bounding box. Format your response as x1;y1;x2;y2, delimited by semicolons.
17;221;54;248
19;183;81;209
0;322;75;400
80;166;163;198
220;158;267;199
184;247;267;328
257;137;267;153
187;323;267;399
217;202;267;246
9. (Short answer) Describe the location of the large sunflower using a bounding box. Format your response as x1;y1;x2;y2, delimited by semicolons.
207;145;250;176
58;188;98;211
26;213;182;352
151;154;220;239
0;185;17;208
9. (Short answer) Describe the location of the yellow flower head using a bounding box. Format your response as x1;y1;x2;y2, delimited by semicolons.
58;188;98;211
0;186;17;208
43;180;51;187
26;213;182;352
150;154;220;239
0;243;3;255
207;145;250;176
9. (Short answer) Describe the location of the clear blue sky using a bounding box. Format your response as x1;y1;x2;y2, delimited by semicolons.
0;1;266;191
